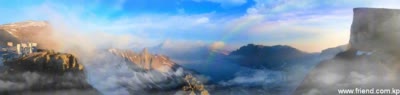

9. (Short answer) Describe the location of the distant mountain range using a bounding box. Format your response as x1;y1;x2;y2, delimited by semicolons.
152;40;345;94
229;44;318;70
0;20;347;95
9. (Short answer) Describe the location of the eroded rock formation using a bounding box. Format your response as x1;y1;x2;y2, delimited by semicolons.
350;8;400;53
4;49;84;73
108;48;177;72
0;49;98;95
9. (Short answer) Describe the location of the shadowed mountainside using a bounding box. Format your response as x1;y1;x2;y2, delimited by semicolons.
229;44;318;70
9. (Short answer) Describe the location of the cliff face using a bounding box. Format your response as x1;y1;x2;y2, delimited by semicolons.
0;21;99;94
295;8;400;95
4;49;84;73
108;48;177;72
100;48;207;94
350;8;400;52
0;50;98;95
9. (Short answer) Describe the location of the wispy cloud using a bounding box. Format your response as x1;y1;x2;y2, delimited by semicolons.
193;0;248;7
2;0;400;52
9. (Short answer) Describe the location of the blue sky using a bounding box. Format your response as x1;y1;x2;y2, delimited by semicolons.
1;0;400;52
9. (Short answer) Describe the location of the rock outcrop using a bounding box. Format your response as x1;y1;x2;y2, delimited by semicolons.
295;8;400;95
350;8;400;53
108;48;177;72
0;49;98;95
4;49;84;73
101;48;208;94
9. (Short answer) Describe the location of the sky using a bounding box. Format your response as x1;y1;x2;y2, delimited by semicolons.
1;0;400;52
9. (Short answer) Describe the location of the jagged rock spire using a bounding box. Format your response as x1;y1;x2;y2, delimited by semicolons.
109;48;175;72
141;48;151;70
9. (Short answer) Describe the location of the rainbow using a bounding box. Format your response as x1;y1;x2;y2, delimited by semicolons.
205;17;262;63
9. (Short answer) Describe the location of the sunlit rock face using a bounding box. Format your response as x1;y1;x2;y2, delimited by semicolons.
108;48;177;72
350;8;400;52
0;50;98;95
83;48;207;95
4;49;84;73
0;21;59;49
295;8;400;95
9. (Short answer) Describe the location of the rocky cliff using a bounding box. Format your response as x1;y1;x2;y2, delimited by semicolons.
0;49;98;95
0;21;101;94
350;8;400;52
295;8;400;95
103;48;207;94
4;49;84;73
108;48;177;72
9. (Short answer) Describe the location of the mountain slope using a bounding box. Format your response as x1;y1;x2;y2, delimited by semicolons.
0;50;99;95
229;44;318;70
0;21;58;49
108;48;177;72
84;48;207;95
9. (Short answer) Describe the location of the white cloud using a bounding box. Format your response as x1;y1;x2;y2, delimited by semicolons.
209;41;225;51
316;72;343;85
84;51;188;95
349;71;377;85
220;69;285;86
195;17;210;24
304;88;321;95
193;0;247;7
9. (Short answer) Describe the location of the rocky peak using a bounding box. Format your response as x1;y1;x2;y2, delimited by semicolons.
3;49;84;73
141;48;151;69
350;8;400;53
108;48;176;72
142;48;149;55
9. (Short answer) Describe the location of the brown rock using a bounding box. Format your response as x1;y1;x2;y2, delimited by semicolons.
108;48;176;72
4;49;84;73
